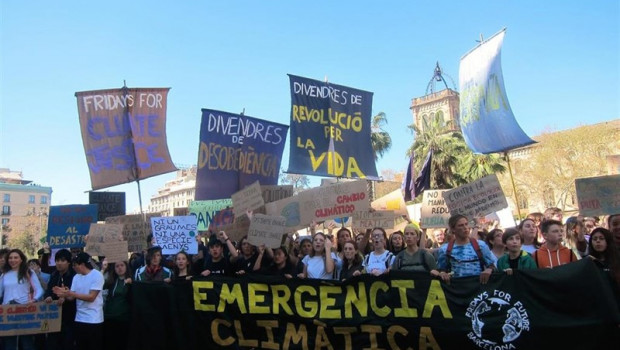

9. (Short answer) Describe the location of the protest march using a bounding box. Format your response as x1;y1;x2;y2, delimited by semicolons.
1;26;619;350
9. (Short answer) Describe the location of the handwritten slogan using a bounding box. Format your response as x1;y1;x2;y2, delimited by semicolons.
189;199;233;231
420;190;451;228
247;214;287;248
575;174;620;216
231;181;265;217
84;223;128;262
105;213;156;253
442;174;507;219
89;191;125;221
47;205;98;249
0;302;62;336
151;216;198;255
353;210;395;229
75;87;176;190
288;75;378;178
266;180;370;230
195;109;288;200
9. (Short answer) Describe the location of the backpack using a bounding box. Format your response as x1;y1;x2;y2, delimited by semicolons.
364;251;394;270
445;238;485;272
396;249;429;271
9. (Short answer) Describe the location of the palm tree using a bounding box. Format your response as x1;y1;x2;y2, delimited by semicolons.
370;112;392;161
407;113;505;189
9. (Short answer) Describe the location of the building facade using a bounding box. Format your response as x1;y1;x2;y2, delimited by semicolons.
148;166;196;216
0;168;52;249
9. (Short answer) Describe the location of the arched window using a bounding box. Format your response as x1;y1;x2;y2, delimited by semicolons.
517;190;528;210
543;188;555;208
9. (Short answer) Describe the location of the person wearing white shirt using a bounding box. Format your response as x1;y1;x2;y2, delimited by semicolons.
0;249;44;350
54;252;104;350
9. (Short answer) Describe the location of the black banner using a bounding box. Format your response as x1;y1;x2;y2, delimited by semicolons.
131;259;619;350
89;191;126;221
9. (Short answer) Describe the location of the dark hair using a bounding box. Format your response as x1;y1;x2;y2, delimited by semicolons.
172;251;192;277
55;249;72;262
388;231;406;252
342;241;363;267
608;214;620;229
27;259;41;268
105;261;130;288
502;228;521;244
448;214;468;229
486;229;504;248
541;219;562;234
588;228;620;285
336;228;352;252
145;246;163;266
4;249;30;282
72;252;94;270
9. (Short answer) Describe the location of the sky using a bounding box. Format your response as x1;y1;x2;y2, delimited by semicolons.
1;1;618;213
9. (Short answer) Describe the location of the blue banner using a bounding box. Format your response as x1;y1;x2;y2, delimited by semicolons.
459;29;535;154
47;204;98;248
195;109;288;200
288;75;378;178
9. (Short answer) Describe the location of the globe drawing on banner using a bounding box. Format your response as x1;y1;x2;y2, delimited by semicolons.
466;290;530;349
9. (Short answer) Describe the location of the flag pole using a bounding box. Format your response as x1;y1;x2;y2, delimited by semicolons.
122;80;144;216
504;151;522;220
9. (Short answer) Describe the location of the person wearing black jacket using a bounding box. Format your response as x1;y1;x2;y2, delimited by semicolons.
44;249;77;350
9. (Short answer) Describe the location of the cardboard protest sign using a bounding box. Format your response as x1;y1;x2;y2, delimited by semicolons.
89;191;126;221
151;216;198;254
371;189;408;216
47;205;98;249
575;174;620;216
266;180;370;230
231;181;265;217
86;223;125;242
84;223;128;262
261;185;294;203
105;214;156;253
189;199;233;231
195;109;288;200
420;190;451;228
208;208;251;243
76;88;177;190
352;210;395;229
247;214;287;248
442;174;508;219
287;75;378;178
0;302;62;336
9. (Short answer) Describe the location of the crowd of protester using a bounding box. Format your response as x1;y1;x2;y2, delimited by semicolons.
0;207;619;350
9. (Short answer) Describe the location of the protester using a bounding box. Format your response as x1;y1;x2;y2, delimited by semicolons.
295;236;313;275
583;216;597;235
336;227;353;258
0;248;9;274
53;252;104;350
388;231;406;255
28;258;50;290
234;236;261;275
173;251;193;280
363;227;396;276
543;207;563;223
200;231;238;276
607;214;620;255
392;223;438;274
256;246;295;278
44;249;77;350
519;218;541;254
135;246;172;282
436;215;496;284
496;228;537;274
300;232;339;279
339;241;363;281
564;216;587;258
0;248;44;350
103;261;132;350
485;228;506;259
587;227;620;288
533;220;578;268
355;231;372;255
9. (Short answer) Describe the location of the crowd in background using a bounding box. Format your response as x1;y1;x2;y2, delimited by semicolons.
0;207;619;350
